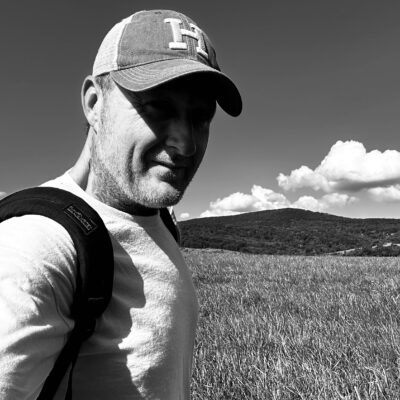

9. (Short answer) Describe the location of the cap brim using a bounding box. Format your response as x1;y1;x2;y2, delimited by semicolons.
110;59;242;117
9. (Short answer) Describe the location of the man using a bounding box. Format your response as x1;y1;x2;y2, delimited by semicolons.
0;9;241;400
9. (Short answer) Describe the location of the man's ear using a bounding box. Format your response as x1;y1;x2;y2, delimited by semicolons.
81;75;101;133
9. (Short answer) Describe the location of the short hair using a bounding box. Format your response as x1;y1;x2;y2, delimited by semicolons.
84;74;115;135
95;73;115;96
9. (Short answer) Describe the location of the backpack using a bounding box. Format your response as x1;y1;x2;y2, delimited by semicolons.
0;186;179;399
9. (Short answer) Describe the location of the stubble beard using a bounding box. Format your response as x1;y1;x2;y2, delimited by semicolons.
91;149;189;212
90;115;192;213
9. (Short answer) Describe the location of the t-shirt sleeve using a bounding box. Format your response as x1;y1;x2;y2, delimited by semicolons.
0;215;77;400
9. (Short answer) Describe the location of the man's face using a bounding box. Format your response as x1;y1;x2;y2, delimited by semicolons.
90;75;216;213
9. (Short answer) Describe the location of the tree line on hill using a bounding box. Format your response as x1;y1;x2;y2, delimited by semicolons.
178;208;400;256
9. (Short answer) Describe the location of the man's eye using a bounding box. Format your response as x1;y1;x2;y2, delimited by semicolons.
192;107;215;125
143;101;174;119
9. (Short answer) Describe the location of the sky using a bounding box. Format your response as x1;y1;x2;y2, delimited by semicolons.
1;0;400;220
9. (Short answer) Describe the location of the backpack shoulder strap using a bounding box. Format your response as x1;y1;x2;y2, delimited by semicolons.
0;187;114;399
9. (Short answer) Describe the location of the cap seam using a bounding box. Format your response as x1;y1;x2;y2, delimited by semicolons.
114;56;207;70
117;69;220;90
116;22;131;71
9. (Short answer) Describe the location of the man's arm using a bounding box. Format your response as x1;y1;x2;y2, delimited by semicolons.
0;215;77;399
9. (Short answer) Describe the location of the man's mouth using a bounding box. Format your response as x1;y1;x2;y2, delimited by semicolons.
151;159;189;170
149;160;188;181
146;157;196;189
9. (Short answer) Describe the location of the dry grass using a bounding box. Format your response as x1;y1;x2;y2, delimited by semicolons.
182;248;400;399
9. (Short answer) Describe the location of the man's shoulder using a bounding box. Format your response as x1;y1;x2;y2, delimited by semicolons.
41;171;72;191
0;212;76;251
0;213;77;287
0;171;79;258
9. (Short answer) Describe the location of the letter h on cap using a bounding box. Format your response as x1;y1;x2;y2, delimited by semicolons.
164;18;208;59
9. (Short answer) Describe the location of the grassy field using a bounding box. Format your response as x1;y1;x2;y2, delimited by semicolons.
182;248;400;399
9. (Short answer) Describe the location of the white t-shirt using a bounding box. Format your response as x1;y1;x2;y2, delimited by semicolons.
0;171;198;400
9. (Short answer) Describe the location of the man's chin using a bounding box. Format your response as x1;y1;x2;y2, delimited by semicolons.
136;180;186;208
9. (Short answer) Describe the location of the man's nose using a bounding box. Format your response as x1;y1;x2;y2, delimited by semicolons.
165;118;197;157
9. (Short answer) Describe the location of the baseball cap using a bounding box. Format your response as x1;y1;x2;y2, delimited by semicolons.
92;9;242;117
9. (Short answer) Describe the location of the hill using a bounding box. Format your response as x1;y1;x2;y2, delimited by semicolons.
178;208;400;255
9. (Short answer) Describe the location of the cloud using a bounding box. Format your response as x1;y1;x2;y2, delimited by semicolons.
322;193;358;207
292;193;357;212
199;185;290;218
200;209;243;218
277;140;400;193
278;165;330;192
368;185;400;202
180;212;190;219
0;192;6;199
251;185;291;210
200;185;356;217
